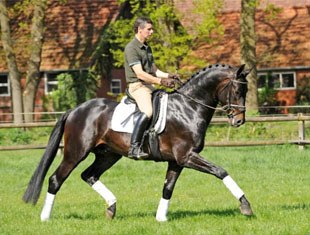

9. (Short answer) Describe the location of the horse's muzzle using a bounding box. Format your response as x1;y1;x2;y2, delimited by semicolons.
228;112;245;127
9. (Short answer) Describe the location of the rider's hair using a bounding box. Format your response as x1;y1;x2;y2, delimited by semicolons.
133;16;153;33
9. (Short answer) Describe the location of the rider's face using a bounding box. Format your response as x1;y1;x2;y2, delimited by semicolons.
138;23;154;42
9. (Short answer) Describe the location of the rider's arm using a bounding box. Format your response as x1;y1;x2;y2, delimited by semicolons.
132;64;162;85
153;64;169;79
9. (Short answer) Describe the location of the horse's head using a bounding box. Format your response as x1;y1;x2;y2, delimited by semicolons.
216;64;250;127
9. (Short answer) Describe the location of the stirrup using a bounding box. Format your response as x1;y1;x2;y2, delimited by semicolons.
128;146;149;159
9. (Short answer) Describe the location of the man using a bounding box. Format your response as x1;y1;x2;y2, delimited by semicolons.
124;16;177;159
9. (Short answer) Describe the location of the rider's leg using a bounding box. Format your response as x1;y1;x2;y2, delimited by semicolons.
128;82;153;159
128;112;150;158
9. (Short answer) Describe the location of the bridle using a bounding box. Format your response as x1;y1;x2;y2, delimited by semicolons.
174;77;248;118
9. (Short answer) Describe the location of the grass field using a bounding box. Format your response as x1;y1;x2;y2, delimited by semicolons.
0;146;309;235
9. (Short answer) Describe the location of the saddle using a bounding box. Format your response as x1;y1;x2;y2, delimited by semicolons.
124;89;162;128
111;89;168;161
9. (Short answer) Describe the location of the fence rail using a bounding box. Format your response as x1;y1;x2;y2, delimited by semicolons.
0;114;309;151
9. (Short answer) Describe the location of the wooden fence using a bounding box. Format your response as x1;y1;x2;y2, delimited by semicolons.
0;113;309;151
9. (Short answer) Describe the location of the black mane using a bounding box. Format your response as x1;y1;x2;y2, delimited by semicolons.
177;63;234;90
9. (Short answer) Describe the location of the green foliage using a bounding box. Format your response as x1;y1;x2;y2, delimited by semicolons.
106;0;192;71
206;120;301;142
47;70;99;111
7;129;32;144
263;3;283;20
97;0;226;75
1;129;31;145
258;85;277;106
294;76;310;114
296;76;310;105
0;127;53;145
191;0;224;43
49;73;76;111
257;72;279;114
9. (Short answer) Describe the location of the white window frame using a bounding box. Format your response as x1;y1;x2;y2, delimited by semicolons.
111;79;121;94
44;72;60;94
0;74;10;97
257;71;296;90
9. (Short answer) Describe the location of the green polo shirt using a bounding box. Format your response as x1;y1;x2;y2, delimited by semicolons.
124;37;155;83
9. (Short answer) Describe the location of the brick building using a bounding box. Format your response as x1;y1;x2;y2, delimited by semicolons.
175;0;310;111
0;0;309;121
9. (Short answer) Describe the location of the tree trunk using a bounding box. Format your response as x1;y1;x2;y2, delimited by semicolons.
0;0;24;123
240;0;258;112
23;0;47;122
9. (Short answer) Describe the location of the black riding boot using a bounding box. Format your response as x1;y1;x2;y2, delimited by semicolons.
128;112;150;159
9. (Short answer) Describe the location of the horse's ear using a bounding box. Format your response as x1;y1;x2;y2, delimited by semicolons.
236;64;246;77
244;66;254;75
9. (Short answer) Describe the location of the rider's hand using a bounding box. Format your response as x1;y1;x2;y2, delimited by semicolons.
160;78;175;88
168;74;180;80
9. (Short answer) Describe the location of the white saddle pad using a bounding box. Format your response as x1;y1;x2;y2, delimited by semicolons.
111;93;168;134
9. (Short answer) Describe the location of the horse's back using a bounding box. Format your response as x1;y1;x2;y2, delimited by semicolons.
67;98;117;121
64;98;118;139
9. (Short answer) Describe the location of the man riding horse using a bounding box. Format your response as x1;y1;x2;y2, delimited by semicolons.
124;16;179;159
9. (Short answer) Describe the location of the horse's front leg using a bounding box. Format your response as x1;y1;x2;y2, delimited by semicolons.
156;161;183;222
178;151;253;216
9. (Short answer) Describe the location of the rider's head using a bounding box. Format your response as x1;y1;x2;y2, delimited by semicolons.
134;17;154;42
133;17;153;33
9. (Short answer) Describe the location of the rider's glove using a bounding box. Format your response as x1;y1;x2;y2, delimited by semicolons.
168;74;180;80
160;78;176;88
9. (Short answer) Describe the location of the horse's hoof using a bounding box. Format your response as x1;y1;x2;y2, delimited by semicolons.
106;203;116;219
240;202;253;216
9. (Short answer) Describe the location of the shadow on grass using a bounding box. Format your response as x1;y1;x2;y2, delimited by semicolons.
62;207;258;221
63;212;100;220
117;207;256;221
280;203;310;211
169;208;238;220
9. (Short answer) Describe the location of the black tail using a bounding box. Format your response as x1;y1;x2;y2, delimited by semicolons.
23;110;71;205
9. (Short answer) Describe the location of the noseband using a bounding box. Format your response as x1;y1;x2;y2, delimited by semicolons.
220;79;248;118
175;78;248;118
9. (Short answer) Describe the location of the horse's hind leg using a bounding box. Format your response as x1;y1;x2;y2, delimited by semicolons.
40;148;90;221
178;151;253;216
81;150;122;219
156;161;183;222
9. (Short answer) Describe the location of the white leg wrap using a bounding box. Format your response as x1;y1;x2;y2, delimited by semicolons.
156;198;170;222
223;175;244;200
92;181;117;206
40;192;55;221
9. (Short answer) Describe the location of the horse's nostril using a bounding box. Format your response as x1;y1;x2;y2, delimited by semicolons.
236;119;243;125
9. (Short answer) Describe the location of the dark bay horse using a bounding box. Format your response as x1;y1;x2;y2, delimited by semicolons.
23;64;253;222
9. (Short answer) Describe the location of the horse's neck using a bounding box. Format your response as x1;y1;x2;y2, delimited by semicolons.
178;77;219;109
170;91;217;125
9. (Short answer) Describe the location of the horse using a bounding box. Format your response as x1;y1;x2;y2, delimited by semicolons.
23;64;253;222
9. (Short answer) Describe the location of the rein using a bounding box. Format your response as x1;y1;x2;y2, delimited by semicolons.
174;78;248;115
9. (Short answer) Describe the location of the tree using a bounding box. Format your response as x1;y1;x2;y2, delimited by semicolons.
0;0;23;123
23;0;47;123
0;0;47;123
240;0;258;113
106;0;192;72
104;0;224;77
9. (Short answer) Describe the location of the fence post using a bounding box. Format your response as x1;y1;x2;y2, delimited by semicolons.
298;113;305;150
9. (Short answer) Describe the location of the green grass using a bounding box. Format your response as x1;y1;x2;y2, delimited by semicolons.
0;146;309;235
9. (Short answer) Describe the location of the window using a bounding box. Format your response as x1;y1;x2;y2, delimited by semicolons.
44;70;88;94
258;72;296;90
111;79;121;94
45;72;61;94
0;74;10;96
